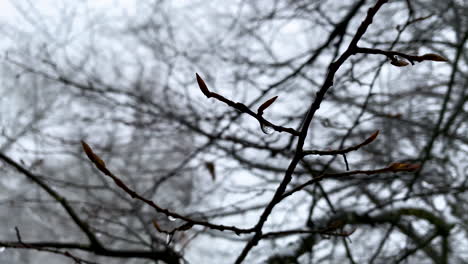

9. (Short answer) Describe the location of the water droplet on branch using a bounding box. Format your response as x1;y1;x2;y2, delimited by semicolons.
261;124;274;135
166;234;172;244
0;247;6;253
168;216;176;222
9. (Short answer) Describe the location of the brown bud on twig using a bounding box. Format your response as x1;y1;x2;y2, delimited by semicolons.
363;130;380;145
81;141;94;161
152;219;163;233
257;96;278;115
390;59;409;67
421;53;448;62
196;73;211;97
386;113;402;119
81;141;107;171
177;222;194;231
326;219;346;231
388;162;421;172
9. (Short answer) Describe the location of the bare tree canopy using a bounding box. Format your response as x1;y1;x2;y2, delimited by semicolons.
0;0;467;263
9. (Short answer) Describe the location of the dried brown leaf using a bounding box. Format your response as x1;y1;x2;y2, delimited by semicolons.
205;162;216;181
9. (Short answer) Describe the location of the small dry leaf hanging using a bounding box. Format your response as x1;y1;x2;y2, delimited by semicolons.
205;162;216;181
257;96;278;115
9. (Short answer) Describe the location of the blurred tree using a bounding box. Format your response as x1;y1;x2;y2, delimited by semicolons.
0;0;467;263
